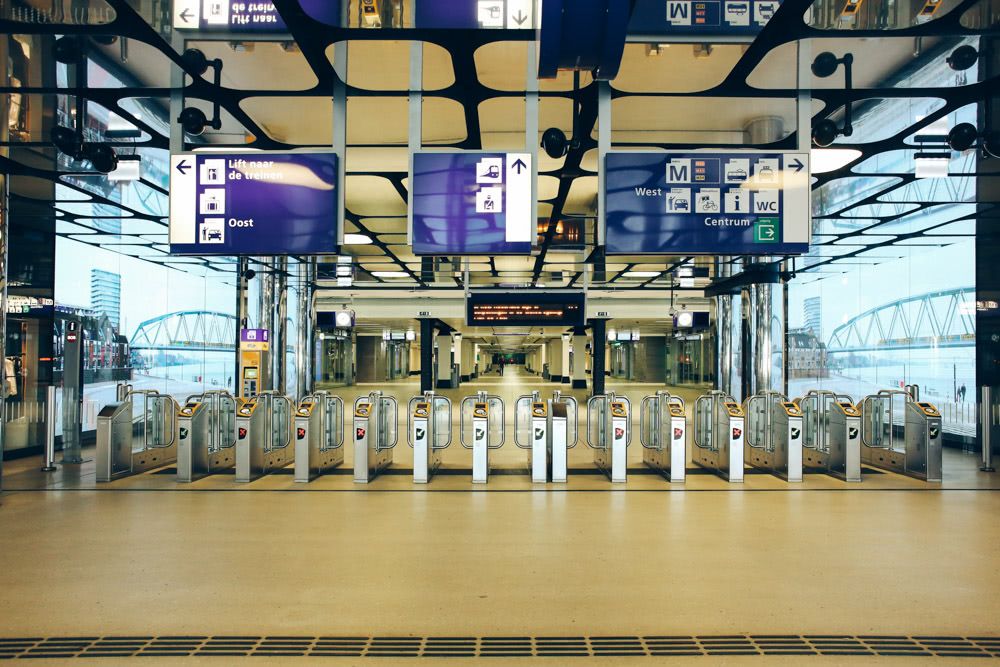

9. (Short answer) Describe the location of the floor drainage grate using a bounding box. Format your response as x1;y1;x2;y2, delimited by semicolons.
0;635;997;659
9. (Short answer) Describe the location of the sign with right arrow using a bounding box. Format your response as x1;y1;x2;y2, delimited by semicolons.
604;150;810;255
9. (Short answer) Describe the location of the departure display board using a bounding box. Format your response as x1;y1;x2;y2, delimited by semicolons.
467;292;586;327
169;151;339;256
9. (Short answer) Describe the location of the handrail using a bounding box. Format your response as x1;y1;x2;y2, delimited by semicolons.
406;396;421;449
434;396;453;450
513;395;533;450
330;395;345;450
693;395;712;450
488;395;504;449
743;395;765;450
561;396;579;449
376;395;398;451
860;395;881;448
585;395;602;449
272;395;294;450
639;395;659;450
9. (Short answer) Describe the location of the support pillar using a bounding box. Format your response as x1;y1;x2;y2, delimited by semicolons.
419;319;434;393
572;333;588;389
590;319;607;396
436;334;453;389
548;338;563;383
0;44;7;487
295;259;315;399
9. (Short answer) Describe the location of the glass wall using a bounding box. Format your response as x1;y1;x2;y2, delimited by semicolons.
787;38;978;442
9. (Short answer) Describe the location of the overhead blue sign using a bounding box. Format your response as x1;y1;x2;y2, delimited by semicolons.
169;152;339;256
410;152;534;256
172;0;341;31
628;0;781;36
416;0;533;28
604;151;810;255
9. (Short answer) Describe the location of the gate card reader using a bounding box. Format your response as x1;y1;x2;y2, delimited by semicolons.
354;392;396;483
472;402;489;483
529;401;548;483
692;390;744;482
641;391;686;483
588;394;630;484
743;392;803;482
294;393;344;482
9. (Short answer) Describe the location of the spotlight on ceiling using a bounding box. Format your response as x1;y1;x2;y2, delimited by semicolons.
53;35;84;64
181;48;212;76
50;125;85;160
84;143;119;174
178;106;211;136
540;127;570;159
811;118;841;148
946;45;978;72
947;123;979;152
810;51;841;78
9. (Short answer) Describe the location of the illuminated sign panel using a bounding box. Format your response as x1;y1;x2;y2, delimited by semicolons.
466;292;586;327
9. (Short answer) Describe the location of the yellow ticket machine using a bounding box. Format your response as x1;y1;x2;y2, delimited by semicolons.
239;328;271;400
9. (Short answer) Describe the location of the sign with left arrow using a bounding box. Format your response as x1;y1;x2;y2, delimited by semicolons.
169;151;340;256
172;0;341;32
604;150;810;255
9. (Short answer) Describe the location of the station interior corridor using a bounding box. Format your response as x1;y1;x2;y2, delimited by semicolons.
2;365;1000;665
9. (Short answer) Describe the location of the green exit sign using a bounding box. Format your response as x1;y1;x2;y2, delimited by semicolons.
754;218;778;243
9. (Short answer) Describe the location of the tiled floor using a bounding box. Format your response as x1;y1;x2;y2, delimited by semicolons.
1;369;997;664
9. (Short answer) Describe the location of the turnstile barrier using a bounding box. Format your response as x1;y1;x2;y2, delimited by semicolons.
640;390;686;482
860;389;942;482
177;390;241;482
585;392;631;483
461;391;504;483
692;390;744;482
236;391;294;482
97;384;179;482
797;390;861;482
408;391;451;483
354;390;397;483
294;391;345;482
743;390;803;482
514;390;578;483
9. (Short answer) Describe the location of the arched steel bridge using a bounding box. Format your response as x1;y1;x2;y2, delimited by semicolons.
827;287;976;353
130;311;238;353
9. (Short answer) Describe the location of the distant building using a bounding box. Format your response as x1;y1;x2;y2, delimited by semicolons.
90;269;121;329
803;296;822;340
91;202;123;235
788;328;828;379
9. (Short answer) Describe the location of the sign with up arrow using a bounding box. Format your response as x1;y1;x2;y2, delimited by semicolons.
604;150;810;254
409;151;534;255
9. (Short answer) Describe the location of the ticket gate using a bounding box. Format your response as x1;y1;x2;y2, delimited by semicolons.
743;390;803;482
407;391;451;483
461;391;504;483
97;385;179;482
354;390;397;483
585;392;631;483
692;390;745;482
514;390;578;483
797;390;862;482
860;389;942;481
177;390;241;482
235;391;294;482
294;392;345;482
640;390;687;482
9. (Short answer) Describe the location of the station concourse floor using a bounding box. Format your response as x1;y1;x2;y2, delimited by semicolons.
1;367;999;665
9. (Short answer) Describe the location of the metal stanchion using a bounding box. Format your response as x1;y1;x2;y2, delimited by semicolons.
982;386;995;473
41;385;57;472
